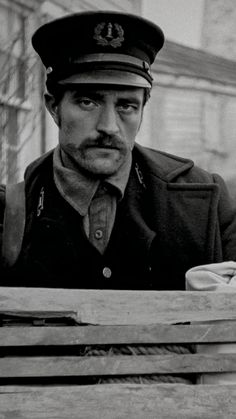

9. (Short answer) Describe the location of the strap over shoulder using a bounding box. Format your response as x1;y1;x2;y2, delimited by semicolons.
2;181;25;267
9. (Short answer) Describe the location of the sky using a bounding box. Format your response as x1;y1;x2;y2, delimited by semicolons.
142;0;205;48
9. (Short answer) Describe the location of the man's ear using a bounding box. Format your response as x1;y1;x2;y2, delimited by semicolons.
44;93;60;126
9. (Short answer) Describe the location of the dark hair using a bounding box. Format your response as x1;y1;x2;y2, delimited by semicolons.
46;81;65;104
143;88;151;105
46;80;151;106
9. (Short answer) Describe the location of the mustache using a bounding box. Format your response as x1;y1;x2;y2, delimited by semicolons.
83;134;124;149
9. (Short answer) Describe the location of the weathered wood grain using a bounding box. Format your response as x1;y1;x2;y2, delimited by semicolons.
1;321;236;346
1;288;236;324
0;384;236;418
1;289;236;418
1;353;236;377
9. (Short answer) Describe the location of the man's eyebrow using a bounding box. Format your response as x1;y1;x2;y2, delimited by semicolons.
71;90;103;99
70;90;143;104
117;96;142;104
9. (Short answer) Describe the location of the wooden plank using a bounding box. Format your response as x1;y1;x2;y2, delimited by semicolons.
1;288;236;324
0;310;78;321
0;384;236;418
1;353;236;377
1;321;236;346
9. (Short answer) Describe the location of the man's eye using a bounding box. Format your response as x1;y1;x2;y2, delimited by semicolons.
75;98;97;109
117;104;138;114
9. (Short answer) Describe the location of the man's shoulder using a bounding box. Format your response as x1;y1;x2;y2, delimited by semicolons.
136;144;192;166
134;143;214;183
24;149;54;183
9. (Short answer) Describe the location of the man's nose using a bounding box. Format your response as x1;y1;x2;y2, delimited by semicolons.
96;105;119;136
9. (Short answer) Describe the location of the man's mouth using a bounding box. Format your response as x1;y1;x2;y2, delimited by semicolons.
95;145;118;149
87;143;119;150
87;135;123;149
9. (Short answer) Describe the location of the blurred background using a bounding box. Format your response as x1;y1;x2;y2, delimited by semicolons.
1;0;236;198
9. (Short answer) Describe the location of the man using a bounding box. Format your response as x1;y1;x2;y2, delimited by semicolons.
1;10;236;289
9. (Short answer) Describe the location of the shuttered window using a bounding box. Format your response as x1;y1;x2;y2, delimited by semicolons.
150;87;203;163
0;4;26;183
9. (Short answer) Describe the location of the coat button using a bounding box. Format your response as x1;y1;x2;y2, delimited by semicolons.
103;267;112;278
95;229;103;239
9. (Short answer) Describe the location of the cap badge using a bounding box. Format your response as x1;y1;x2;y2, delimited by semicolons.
93;22;124;48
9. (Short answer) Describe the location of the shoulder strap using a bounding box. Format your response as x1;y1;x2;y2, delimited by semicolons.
2;181;26;267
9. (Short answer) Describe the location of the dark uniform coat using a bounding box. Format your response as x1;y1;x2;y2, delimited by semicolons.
1;143;236;289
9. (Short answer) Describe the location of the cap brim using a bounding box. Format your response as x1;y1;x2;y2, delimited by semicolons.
58;69;151;88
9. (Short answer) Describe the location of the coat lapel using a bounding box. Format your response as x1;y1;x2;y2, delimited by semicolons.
130;145;223;289
133;144;221;262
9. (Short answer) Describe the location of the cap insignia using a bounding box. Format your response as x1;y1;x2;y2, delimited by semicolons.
93;22;124;48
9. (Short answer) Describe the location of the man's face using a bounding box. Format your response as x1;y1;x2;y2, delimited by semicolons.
49;85;145;176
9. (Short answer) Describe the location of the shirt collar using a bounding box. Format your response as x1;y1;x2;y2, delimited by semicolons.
53;145;131;216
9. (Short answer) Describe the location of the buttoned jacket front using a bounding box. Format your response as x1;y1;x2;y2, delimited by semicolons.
1;143;236;289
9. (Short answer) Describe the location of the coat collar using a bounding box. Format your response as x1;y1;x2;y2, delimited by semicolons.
133;143;194;182
24;143;194;186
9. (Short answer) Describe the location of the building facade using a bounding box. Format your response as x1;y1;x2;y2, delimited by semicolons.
138;40;236;188
201;0;236;61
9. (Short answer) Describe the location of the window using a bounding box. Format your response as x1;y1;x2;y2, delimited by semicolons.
0;104;18;183
203;93;225;154
0;3;27;183
153;87;203;161
0;4;26;100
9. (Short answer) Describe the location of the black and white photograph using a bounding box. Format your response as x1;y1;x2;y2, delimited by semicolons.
1;1;236;417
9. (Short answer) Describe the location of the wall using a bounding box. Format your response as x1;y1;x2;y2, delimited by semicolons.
201;0;236;60
41;0;142;16
138;71;236;186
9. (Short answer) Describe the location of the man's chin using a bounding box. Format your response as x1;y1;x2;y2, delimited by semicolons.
85;158;121;176
82;149;124;175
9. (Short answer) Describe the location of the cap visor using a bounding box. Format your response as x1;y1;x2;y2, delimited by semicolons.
58;69;151;88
